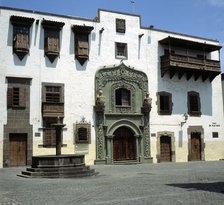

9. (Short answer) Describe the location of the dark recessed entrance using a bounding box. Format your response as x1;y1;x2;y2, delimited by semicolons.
191;132;201;161
113;127;136;161
160;135;171;162
9;133;27;167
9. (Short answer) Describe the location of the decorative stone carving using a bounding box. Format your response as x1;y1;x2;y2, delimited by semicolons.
94;63;152;164
94;89;105;113
95;63;148;91
142;93;152;113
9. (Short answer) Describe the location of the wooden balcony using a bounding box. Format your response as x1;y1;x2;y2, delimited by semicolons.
159;36;222;82
160;54;221;82
42;102;64;117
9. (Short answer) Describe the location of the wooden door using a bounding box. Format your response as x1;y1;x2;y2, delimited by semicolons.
9;134;27;167
191;133;201;161
160;136;171;162
113;127;136;161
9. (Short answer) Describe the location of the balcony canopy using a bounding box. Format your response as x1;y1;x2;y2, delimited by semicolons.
159;36;222;52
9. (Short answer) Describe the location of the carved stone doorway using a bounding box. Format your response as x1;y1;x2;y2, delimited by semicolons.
113;127;136;161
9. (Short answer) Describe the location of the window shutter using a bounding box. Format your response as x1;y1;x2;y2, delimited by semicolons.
7;87;13;108
14;34;29;50
78;38;88;56
46;37;59;53
19;87;26;107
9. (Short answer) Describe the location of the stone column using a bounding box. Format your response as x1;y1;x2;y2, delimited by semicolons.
106;135;114;164
52;117;65;156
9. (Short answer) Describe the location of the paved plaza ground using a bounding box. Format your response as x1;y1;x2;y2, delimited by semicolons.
0;161;224;205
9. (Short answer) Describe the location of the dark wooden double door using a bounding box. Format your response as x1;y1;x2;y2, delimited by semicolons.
191;133;201;161
9;134;27;167
113;127;136;161
160;136;172;162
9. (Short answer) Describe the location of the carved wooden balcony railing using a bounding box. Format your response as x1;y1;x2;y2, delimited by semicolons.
160;54;221;82
42;102;64;117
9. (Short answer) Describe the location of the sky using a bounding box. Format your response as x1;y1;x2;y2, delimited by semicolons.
0;0;223;71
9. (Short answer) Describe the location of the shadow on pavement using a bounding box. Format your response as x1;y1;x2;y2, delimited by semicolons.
167;182;224;194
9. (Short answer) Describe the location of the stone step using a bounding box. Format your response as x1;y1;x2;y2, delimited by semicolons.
18;170;98;178
113;160;138;165
20;168;97;178
27;165;89;172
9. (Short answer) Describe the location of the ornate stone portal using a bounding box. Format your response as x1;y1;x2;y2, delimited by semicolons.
94;63;152;164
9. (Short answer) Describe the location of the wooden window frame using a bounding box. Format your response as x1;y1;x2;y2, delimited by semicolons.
115;42;128;59
188;91;201;116
157;91;173;115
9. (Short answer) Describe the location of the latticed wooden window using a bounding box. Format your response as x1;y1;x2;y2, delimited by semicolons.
75;34;89;57
10;15;34;60
45;86;61;103
116;18;126;33
72;25;93;65
44;30;59;53
7;87;26;108
188;91;201;116
157;92;172;115
42;20;64;63
116;88;131;106
13;26;29;50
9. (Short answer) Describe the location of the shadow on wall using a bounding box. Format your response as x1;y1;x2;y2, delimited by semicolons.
167;182;224;194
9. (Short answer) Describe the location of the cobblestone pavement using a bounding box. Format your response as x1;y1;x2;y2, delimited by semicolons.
0;161;224;205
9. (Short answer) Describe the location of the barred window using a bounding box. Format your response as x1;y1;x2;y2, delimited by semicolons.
7;87;26;108
45;86;61;103
115;42;127;59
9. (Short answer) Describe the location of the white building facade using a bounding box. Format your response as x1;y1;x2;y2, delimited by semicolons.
0;7;223;168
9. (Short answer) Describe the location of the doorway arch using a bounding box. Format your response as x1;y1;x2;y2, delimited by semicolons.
113;126;136;161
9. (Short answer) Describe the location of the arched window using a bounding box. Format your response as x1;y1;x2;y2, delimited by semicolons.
116;88;131;106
